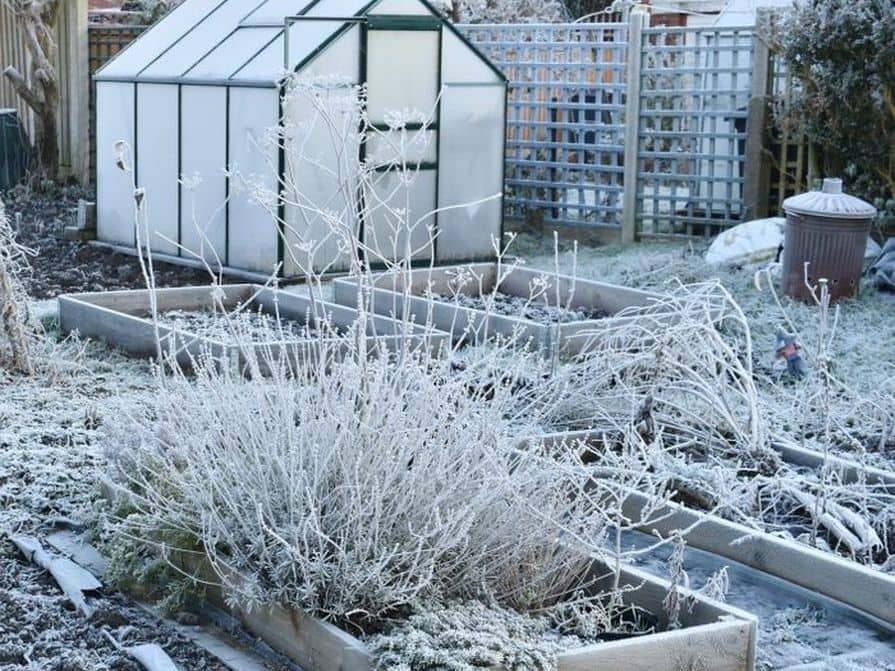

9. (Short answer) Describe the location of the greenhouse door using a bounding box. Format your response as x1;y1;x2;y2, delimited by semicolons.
362;17;441;265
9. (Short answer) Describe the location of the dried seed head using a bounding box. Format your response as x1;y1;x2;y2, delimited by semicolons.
114;141;130;172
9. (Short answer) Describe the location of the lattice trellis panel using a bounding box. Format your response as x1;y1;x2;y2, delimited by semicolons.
462;23;629;229
637;25;754;238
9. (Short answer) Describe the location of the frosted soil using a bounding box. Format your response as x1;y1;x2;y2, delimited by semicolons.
424;290;609;323
158;308;326;343
0;332;241;670
625;530;895;670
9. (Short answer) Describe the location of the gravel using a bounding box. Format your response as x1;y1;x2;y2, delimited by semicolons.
2;185;219;300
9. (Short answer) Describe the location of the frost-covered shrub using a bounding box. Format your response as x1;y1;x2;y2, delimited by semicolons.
771;0;895;228
0;198;38;374
368;600;587;671
103;330;613;630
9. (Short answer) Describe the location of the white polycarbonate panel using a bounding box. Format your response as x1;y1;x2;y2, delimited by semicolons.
436;85;504;262
442;28;502;84
368;0;430;14
365;170;436;263
366;129;436;167
228;87;280;273
241;0;315;24
180;86;228;264
96;82;136;246
135;84;179;256
233;33;285;81
140;0;264;78
283;86;362;275
305;0;372;17
187;27;281;79
294;23;361;80
366;30;439;122
98;0;226;78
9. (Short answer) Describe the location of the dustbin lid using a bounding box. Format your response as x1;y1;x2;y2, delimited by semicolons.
783;178;877;220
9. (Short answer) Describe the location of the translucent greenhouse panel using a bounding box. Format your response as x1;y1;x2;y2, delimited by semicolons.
241;0;315;25
436;84;505;262
288;22;360;79
304;0;371;18
98;0;224;78
140;0;261;79
441;28;503;85
283;86;362;275
228;87;280;273
180;86;228;264
96;82;136;246
368;0;431;14
135;84;179;256
366;30;439;123
232;32;285;82
186;27;281;80
364;169;436;264
366;129;436;168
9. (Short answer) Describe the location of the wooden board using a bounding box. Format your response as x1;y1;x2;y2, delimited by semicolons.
180;552;755;671
622;489;895;626
332;263;672;356
530;430;895;625
58;284;450;372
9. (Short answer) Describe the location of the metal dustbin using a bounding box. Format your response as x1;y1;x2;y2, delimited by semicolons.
782;178;877;301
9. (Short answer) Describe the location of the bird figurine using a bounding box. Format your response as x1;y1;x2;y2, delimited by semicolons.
775;330;807;378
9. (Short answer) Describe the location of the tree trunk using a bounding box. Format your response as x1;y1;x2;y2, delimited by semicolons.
2;0;61;183
35;105;59;182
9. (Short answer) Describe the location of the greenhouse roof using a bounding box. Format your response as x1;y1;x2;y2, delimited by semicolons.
95;0;503;87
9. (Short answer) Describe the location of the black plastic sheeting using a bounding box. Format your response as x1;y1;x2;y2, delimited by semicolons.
0;109;29;190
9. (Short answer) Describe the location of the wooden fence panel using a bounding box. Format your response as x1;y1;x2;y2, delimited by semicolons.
0;0;89;183
462;22;629;230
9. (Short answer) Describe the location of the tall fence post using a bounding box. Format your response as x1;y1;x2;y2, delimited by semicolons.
67;0;90;184
743;9;772;222
621;8;648;244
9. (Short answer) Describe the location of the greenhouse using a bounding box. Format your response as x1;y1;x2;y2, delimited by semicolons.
94;0;508;275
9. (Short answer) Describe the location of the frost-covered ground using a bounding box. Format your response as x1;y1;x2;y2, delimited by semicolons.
0;333;245;670
2;219;894;668
515;233;895;472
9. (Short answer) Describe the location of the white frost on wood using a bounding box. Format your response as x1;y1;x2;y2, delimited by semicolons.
126;643;182;671
11;534;101;618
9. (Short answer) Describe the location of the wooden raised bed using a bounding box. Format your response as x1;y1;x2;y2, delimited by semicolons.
332;263;670;356
186;557;757;671
528;430;895;626
58;284;448;372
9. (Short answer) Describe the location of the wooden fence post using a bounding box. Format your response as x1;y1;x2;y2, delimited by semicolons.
621;8;648;244
742;9;773;222
61;0;90;184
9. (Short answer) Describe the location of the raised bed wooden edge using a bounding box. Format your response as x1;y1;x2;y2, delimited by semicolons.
57;284;449;370
331;263;671;356
527;431;895;626
188;558;757;671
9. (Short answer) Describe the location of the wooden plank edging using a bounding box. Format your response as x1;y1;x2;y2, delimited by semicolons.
527;430;895;625
622;489;895;626
57;284;450;369
189;555;755;671
332;263;673;356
